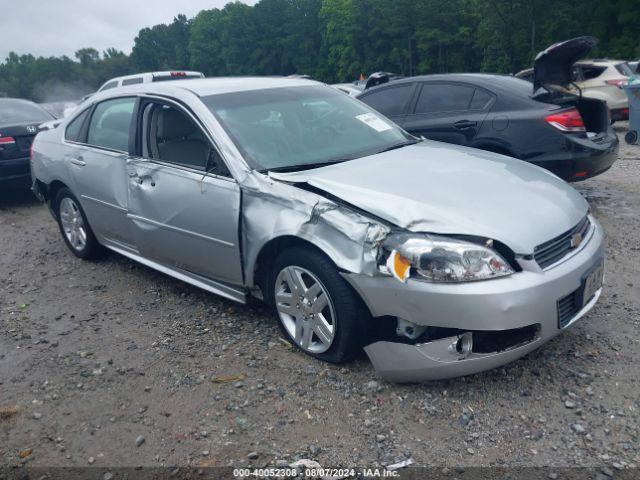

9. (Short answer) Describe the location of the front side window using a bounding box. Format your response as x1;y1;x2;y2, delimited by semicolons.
415;84;475;114
202;85;412;172
65;108;90;142
358;84;413;117
86;97;135;151
144;103;215;172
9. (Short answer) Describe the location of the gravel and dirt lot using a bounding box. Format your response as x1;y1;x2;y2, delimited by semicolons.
1;128;638;474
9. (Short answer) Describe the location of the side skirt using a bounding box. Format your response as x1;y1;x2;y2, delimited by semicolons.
104;242;247;304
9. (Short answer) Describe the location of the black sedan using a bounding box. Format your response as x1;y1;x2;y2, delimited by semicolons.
0;98;54;189
357;73;618;182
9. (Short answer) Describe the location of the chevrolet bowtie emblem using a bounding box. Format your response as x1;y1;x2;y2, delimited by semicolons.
570;232;582;248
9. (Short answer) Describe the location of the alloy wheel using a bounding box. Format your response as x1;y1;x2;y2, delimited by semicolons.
274;266;337;354
59;197;87;251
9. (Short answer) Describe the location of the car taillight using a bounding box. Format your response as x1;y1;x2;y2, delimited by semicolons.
544;108;586;133
605;78;627;88
170;71;187;77
0;136;16;145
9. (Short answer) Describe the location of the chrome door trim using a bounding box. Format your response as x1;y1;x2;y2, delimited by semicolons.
127;213;235;247
81;194;128;213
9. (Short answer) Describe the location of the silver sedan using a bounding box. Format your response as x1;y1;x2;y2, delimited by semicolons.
30;77;604;382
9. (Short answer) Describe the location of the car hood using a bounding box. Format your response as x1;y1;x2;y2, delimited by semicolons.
533;36;597;91
269;142;588;254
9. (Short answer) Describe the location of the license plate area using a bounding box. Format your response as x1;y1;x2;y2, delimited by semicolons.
581;259;604;308
557;259;604;329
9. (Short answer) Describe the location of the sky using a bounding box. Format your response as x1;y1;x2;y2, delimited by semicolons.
0;0;255;61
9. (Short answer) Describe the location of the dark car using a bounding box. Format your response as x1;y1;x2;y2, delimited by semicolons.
1;98;54;188
357;41;618;182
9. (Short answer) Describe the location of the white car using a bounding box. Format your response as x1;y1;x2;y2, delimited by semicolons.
517;37;633;122
96;71;205;93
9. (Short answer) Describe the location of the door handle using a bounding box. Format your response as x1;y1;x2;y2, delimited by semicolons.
69;156;86;167
454;120;477;130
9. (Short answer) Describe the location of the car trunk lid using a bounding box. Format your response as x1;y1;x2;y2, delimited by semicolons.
0;124;39;161
533;36;597;92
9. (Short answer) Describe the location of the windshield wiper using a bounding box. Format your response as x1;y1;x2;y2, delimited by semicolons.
375;139;420;154
261;159;350;174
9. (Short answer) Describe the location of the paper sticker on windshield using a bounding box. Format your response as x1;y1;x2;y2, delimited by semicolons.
356;113;392;132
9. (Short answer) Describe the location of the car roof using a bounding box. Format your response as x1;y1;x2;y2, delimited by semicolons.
359;73;531;93
94;76;323;99
576;59;626;66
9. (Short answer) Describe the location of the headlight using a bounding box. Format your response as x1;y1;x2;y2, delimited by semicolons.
381;233;514;283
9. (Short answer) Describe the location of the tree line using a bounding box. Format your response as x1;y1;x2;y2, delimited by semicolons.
1;0;639;102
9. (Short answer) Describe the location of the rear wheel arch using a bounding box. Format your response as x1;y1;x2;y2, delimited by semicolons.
47;180;70;217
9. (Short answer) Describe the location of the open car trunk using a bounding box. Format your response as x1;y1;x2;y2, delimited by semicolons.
574;96;609;134
535;89;610;135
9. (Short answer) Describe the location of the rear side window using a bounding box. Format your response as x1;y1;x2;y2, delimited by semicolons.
415;83;475;113
65;108;90;142
87;97;135;152
469;89;493;110
580;66;605;80
122;77;143;86
359;84;413;117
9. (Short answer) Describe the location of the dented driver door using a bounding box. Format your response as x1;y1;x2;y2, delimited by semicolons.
125;158;244;286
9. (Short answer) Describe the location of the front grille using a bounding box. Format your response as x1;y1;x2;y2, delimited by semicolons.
557;288;581;328
534;216;591;269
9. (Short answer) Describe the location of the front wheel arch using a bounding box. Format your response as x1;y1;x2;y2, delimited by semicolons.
253;236;339;303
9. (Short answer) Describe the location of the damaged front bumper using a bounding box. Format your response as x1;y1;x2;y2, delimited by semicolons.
344;217;605;383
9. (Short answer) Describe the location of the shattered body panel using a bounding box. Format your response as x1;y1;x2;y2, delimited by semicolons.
241;172;390;286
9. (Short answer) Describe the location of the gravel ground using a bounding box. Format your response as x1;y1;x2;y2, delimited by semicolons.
1;127;638;472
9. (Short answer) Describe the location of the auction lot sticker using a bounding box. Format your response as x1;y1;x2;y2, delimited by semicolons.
356;112;393;132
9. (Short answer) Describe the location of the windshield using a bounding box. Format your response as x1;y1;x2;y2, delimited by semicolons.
0;99;53;125
202;85;412;171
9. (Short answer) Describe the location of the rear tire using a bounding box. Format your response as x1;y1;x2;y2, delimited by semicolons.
54;188;103;260
268;247;367;363
625;130;638;145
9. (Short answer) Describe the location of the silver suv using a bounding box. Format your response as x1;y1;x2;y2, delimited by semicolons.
30;77;604;382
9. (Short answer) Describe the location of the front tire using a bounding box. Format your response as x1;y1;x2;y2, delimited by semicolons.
269;247;367;363
54;188;103;259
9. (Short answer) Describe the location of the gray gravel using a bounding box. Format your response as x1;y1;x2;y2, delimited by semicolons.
0;127;638;469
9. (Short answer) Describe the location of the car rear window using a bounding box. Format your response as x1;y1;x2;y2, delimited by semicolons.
0;99;53;125
615;63;634;76
358;84;414;117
